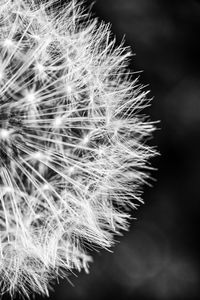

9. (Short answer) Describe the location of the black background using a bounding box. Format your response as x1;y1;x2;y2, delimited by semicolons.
5;0;200;299
47;1;200;299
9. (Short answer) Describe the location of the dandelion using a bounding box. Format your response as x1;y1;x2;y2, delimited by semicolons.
0;0;156;297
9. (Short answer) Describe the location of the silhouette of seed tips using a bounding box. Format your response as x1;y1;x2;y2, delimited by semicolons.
0;0;156;297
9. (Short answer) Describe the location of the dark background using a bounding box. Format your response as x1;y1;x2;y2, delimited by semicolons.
49;1;200;299
6;0;200;299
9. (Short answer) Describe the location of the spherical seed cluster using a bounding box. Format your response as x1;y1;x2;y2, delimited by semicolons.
0;0;156;297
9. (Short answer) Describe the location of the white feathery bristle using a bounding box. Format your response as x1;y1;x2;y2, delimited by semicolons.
0;0;156;297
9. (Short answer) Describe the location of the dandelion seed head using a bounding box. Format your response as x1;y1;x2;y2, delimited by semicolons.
0;0;157;297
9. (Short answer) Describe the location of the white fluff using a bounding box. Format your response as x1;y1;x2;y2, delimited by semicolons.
0;0;156;297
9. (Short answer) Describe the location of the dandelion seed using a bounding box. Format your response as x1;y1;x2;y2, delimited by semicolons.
0;0;156;297
0;128;13;140
53;115;63;129
3;38;14;49
25;90;36;103
66;82;73;93
34;61;46;79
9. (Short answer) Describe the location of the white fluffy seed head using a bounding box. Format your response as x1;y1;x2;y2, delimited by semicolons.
0;0;156;297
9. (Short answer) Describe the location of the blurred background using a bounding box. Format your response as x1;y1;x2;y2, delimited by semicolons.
49;1;199;299
6;0;200;299
44;0;200;299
